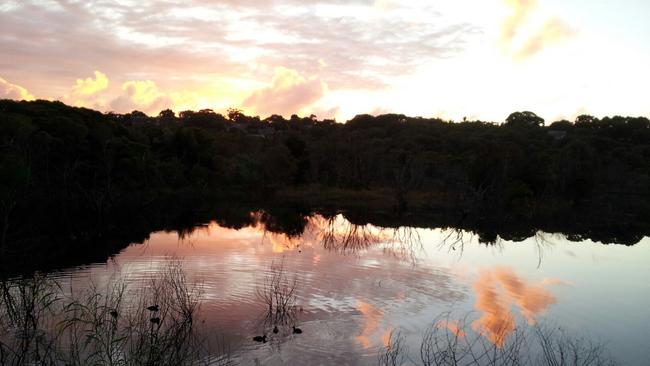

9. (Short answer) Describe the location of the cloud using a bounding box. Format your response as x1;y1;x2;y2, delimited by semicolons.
436;319;467;338
243;67;327;117
0;77;35;100
0;0;475;103
374;0;400;12
541;277;574;287
472;270;516;347
355;300;384;349
109;80;172;114
501;0;537;44
54;70;250;115
499;0;575;59
472;267;557;347
71;71;108;96
493;267;557;324
515;18;575;59
62;71;111;109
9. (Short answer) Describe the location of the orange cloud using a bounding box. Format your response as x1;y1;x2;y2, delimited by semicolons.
436;319;467;339
515;18;575;59
501;0;537;44
355;300;384;349
541;277;573;287
381;328;394;348
263;232;305;253
493;267;557;324
243;67;327;118
472;270;516;347
472;267;557;347
0;77;35;101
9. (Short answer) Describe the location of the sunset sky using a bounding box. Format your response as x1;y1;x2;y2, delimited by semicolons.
1;0;649;121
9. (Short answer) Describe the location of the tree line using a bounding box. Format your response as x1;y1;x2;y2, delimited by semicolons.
1;99;649;251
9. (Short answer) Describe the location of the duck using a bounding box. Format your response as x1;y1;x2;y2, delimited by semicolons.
253;334;267;343
147;305;160;312
292;326;302;334
273;325;279;334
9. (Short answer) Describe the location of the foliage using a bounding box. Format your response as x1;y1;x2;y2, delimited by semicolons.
1;99;650;252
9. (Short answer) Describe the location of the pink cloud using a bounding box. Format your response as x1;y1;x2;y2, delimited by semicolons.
243;67;326;117
109;80;173;115
0;0;474;104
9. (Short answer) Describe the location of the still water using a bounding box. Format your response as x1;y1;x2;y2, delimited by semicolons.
46;214;650;365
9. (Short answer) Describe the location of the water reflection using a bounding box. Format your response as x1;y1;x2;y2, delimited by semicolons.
4;203;648;278
2;213;649;364
253;215;425;264
355;300;384;349
0;262;233;366
472;267;558;347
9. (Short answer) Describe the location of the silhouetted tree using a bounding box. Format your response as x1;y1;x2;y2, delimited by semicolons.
575;114;598;127
505;111;544;127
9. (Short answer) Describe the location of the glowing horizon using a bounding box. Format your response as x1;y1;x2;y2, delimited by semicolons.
1;0;649;122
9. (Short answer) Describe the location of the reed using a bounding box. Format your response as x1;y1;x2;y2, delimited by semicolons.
256;258;299;331
378;312;618;366
0;260;233;366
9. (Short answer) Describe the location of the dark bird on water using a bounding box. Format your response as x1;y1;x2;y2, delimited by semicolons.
150;317;161;325
292;326;302;334
147;305;159;312
273;325;279;334
253;334;267;343
109;310;118;318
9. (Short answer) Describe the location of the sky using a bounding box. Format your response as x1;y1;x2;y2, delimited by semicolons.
1;0;649;122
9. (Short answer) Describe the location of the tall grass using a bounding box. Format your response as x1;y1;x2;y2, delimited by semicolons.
378;312;618;366
256;258;299;331
0;260;233;366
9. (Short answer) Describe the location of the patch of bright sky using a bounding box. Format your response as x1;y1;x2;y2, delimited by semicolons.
113;26;187;47
313;4;380;20
547;0;650;49
171;5;247;22
225;19;300;44
353;0;650;122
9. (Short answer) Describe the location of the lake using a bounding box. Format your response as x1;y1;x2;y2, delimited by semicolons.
2;212;649;365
